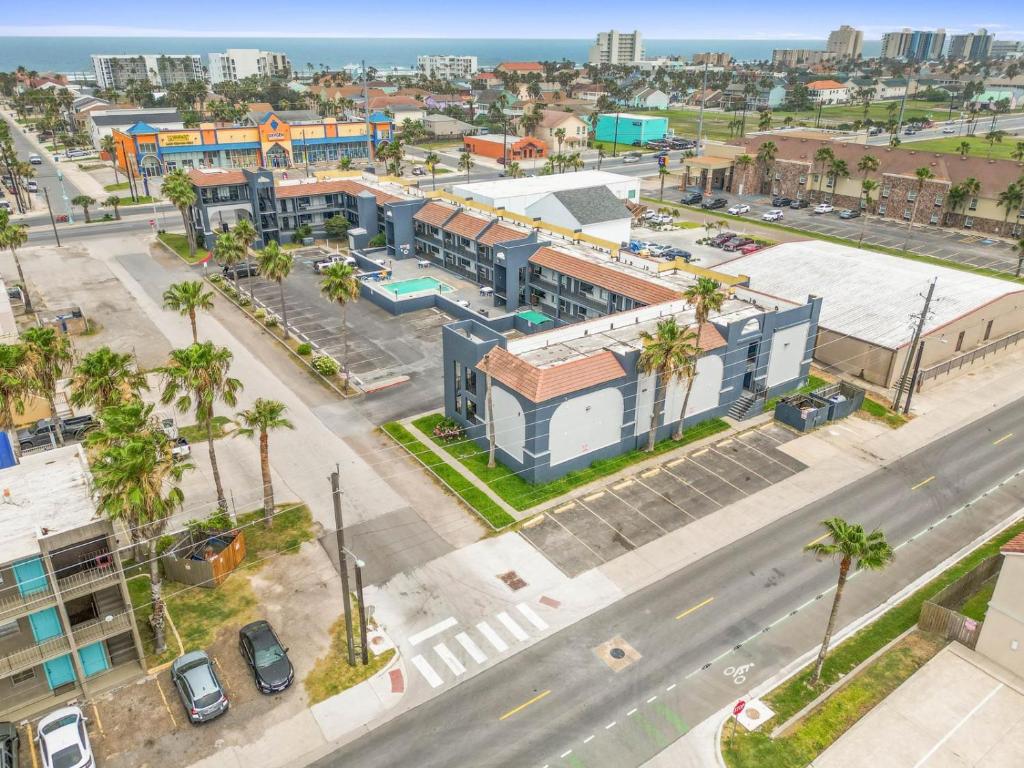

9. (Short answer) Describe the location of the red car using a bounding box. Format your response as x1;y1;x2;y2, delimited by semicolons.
739;243;763;255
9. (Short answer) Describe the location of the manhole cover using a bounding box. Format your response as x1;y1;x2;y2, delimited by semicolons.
498;570;527;591
594;636;641;672
610;648;625;659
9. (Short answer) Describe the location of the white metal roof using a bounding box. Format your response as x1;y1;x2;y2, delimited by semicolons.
715;241;1024;350
453;170;636;200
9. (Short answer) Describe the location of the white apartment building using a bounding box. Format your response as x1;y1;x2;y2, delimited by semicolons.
91;54;204;90
588;30;644;66
826;25;864;59
208;49;292;83
417;55;479;80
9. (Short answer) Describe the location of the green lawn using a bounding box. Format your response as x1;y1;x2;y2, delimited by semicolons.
179;415;234;444
894;134;1024;161
959;579;995;622
119;195;156;206
158;232;206;264
860;397;908;428
764;375;828;412
104;181;131;192
413;413;730;513
724;516;1024;768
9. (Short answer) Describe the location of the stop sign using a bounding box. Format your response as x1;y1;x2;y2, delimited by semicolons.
733;700;746;716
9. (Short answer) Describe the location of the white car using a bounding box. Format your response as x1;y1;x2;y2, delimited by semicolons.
28;153;42;164
727;203;751;215
941;126;956;134
762;209;785;222
37;706;93;768
813;203;834;214
313;254;356;273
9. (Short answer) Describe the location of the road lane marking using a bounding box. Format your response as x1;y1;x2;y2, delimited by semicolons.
993;432;1013;445
606;721;617;729
411;654;444;688
517;603;549;631
499;689;552;721
676;596;714;620
477;620;509;652
408;617;457;646
583;735;594;744
806;532;830;547
666;683;677;692
912;475;936;490
560;750;572;759
497;611;529;641
455;632;487;664
627;708;638;716
433;642;466;676
154;676;178;727
647;695;658;703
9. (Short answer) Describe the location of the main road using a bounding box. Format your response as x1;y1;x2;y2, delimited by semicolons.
311;397;1024;768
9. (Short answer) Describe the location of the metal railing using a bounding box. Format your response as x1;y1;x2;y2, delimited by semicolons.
57;565;120;602
0;586;56;624
73;612;133;647
0;635;70;678
917;329;1024;386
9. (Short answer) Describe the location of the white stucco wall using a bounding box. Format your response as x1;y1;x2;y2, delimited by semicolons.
766;321;810;387
549;388;624;466
663;354;725;420
581;218;632;245
490;385;525;463
634;372;656;437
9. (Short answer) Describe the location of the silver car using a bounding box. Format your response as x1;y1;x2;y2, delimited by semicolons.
171;651;229;724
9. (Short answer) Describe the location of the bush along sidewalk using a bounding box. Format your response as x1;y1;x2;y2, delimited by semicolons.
205;273;359;397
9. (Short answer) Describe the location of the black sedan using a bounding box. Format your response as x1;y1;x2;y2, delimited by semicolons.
680;191;704;205
222;261;260;279
789;199;809;209
239;620;294;694
702;197;728;210
771;195;792;207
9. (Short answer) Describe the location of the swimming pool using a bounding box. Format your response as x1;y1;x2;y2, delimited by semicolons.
380;277;455;297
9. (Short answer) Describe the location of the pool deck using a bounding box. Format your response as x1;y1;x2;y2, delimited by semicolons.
375;257;496;313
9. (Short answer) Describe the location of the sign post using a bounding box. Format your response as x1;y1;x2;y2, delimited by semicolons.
729;700;746;750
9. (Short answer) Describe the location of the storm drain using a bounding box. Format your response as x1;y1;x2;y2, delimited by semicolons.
594;636;642;672
498;570;527;591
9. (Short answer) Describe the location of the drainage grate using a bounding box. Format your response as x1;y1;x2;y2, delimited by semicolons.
610;647;626;659
498;570;527;591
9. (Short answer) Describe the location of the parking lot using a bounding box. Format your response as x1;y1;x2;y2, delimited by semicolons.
520;423;805;576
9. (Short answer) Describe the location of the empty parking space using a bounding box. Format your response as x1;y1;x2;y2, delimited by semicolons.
521;424;805;575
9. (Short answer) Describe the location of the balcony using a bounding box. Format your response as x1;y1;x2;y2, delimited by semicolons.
0;635;71;679
0;586;56;625
58;566;121;603
566;292;609;314
529;274;560;295
73;612;133;647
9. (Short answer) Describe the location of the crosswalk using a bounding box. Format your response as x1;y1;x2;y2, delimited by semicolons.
408;603;550;689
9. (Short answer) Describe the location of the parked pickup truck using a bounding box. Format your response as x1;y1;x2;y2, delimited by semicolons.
17;416;95;451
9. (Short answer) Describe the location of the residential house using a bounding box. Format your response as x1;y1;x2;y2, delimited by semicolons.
806;80;850;105
877;78;909;100
496;62;545;75
463;134;547;161
628;88;670;110
525;109;589;151
523;186;632;243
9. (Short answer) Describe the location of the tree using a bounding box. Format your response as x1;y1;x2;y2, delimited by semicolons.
257;241;294;338
1014;237;1024;278
554;127;566;156
90;401;189;653
319;262;360;383
102;195;122;220
755;142;777;194
163;280;214;343
678;277;726;437
996;183;1023;236
506;161;523;179
100;134;120;184
985;129;1007;160
71;194;96;223
859;179;878;246
21;327;72;440
813;147;835;202
158;342;242;513
904;167;935;251
637;318;691;452
70;346;148;411
458;150;474;184
235;398;293;527
804;518;893;686
0;211;31;310
214;230;245;290
658;164;670;200
0;343;31;438
337;156;353;171
958;141;971;159
828;158;849;203
1012;142;1024;164
162;168;199;257
324;214;350;246
424;151;440;191
889;134;901;149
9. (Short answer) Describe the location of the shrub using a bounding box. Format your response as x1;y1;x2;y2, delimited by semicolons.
297;342;313;356
432;417;465;443
292;223;313;244
253;308;267;320
264;315;278;327
368;232;387;248
312;354;340;377
208;274;224;285
238;296;251;308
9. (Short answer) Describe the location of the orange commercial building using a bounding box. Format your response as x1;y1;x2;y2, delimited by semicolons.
463;134;547;162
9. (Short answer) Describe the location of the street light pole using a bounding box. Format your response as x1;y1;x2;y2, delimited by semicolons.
42;187;61;246
354;558;369;665
330;469;356;666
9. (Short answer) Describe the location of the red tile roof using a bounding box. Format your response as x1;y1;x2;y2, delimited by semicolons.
479;222;528;246
275;179;360;199
693;323;728;352
1002;533;1024;555
188;169;248;187
445;211;489;238
414;202;456;226
497;62;545;73
807;80;846;90
529;247;680;306
477;347;626;402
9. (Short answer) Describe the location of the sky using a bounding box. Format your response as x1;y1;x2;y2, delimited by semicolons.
2;1;1021;39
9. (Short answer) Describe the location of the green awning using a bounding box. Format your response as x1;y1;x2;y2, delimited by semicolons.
518;310;552;325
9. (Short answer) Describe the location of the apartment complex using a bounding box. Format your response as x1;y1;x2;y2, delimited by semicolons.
91;53;205;90
208;49;292;83
948;29;995;62
588;30;644;66
691;52;733;67
772;49;830;68
990;40;1022;58
880;29;946;61
0;446;145;720
826;25;864;59
417;55;479;80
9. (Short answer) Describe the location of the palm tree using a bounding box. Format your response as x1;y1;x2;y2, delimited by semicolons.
458;150;474;184
158;342;242;513
996;183;1023;236
70;346;148;411
424;151;440;190
100;134;120;184
235;399;293;527
102;195;121;220
856;153;879;184
232;218;258;298
162;168;199;257
828;158;849;203
889;134;901;149
658;164;670;200
0;211;31;310
506;161;523;179
755;142;777;194
21;327;72;440
71;195;96;223
320;262;360;383
804;517;894;686
257;242;294;338
985;129;1007;160
596;146;606;170
554;127;566;156
162;280;214;343
958;141;971;159
214;230;245;290
637;318;691;452
679;276;726;434
0;343;31;439
859;179;878;246
903;167;935;251
1012;142;1024;164
90;401;189;653
732;154;753;193
1014;237;1024;278
813;147;835;202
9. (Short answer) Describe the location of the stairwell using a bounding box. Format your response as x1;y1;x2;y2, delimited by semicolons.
728;391;761;421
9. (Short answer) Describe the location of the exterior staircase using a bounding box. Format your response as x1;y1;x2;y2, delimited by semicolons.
728;391;761;421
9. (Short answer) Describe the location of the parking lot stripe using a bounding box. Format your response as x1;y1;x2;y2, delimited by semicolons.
155;676;178;727
583;491;605;502
661;465;724;508
517;603;549;631
213;657;232;697
455;632;487;664
477;621;509;652
575;496;643;546
92;703;105;736
26;724;38;768
630;479;695;524
409;617;458;646
497;611;530;641
433;642;466;676
411;654;444;688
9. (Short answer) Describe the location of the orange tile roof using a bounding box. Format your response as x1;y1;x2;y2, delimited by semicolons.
275;179;361;199
445;211;489;238
188;169;248;187
479;222;528;246
694;323;728;352
529;247;680;307
477;347;626;402
1003;532;1024;555
807;80;846;90
414;202;456;226
498;62;544;72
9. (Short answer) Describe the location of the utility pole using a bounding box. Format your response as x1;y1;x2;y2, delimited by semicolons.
330;469;356;666
43;188;61;247
354;558;369;665
892;278;936;412
695;62;709;158
902;339;926;415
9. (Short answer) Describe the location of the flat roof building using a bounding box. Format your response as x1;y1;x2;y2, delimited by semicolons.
417;55;479;80
208;49;291;83
91;53;204;90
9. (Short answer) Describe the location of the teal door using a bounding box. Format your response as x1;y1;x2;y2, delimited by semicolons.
78;642;110;677
43;654;76;690
12;557;48;596
28;607;63;642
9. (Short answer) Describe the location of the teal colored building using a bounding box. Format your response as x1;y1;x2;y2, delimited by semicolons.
594;113;669;145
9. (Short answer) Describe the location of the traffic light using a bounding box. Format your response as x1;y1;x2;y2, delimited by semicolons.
658;155;667;167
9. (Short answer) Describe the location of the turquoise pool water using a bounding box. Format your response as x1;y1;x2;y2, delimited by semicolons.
381;277;454;296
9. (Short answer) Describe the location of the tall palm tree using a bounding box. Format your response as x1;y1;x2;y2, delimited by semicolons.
423;151;440;190
859;179;878;246
235;398;293;527
813;147;835;202
162;168;199;257
90;401;189;654
158;342;242;513
163;280;214;343
733;154;753;193
804;517;894;686
458;150;474;184
0;211;31;310
755;142;777;194
70;346;148;411
958;141;971;159
553;127;566;156
658;165;670;200
958;177;982;228
1014;237;1024;278
904;167;936;252
828;158;849;203
996;183;1023;236
214;230;245;291
679;277;726;434
100;134;120;184
232;218;258;298
984;129;1007;160
71;195;96;223
257;242;294;338
0;343;31;439
506;161;523;179
637;318;691;452
319;262;360;383
102;195;122;220
21;327;72;440
856;153;879;185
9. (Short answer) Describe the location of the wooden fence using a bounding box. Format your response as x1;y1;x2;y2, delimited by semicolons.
917;554;1002;650
161;530;247;588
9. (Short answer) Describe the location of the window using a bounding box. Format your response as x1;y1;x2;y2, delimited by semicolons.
12;668;35;685
934;194;944;207
964;216;974;228
955;331;965;352
453;360;461;395
882;184;891;198
903;208;913;220
798;175;806;185
466;398;477;420
826;174;834;189
906;189;917;202
984;320;993;341
930;213;939;224
878;202;888;215
0;619;19;638
968;197;978;211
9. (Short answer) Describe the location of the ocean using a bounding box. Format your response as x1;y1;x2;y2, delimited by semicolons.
0;36;883;75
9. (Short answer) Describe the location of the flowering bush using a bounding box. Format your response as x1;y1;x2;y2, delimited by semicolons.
432;417;465;443
253;308;267;320
264;315;279;327
312;354;340;377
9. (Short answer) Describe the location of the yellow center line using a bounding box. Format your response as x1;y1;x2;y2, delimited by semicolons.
499;689;552;721
993;433;1014;445
26;724;39;768
912;475;936;491
675;596;715;621
806;532;830;548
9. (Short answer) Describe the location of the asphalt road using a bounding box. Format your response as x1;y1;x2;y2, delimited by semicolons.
866;112;1024;146
311;397;1024;768
1;111;84;215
